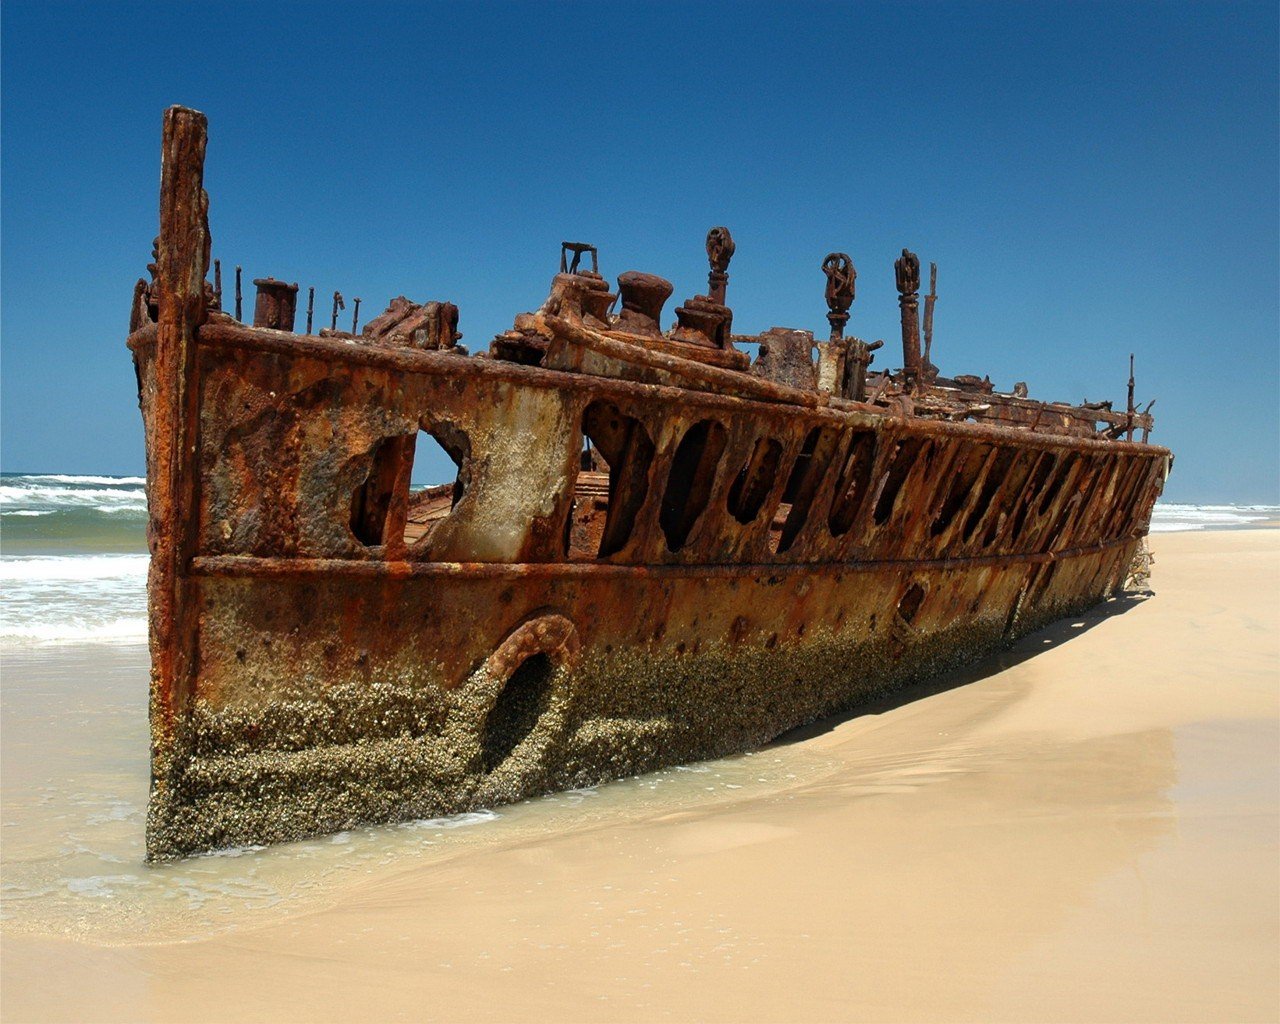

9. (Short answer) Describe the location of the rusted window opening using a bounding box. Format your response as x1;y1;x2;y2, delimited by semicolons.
727;436;783;525
873;437;927;527
897;582;926;623
481;653;554;773
1112;456;1152;539
1100;456;1137;538
930;442;991;537
775;427;837;554
980;450;1035;550
660;419;728;552
1054;455;1103;541
1008;452;1056;544
1108;457;1149;537
1036;453;1077;518
403;423;471;548
784;428;822;503
582;400;656;558
350;434;412;546
828;431;878;537
1068;456;1112;538
961;447;1015;543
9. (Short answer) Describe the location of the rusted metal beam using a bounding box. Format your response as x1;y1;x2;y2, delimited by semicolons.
191;532;1139;579
146;104;209;729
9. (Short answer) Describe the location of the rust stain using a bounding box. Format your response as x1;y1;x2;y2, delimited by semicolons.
129;107;1171;859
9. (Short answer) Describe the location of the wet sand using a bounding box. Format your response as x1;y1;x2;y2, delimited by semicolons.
3;529;1278;1023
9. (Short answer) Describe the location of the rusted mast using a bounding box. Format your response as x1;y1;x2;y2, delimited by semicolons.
1127;354;1136;442
922;261;937;379
895;248;923;387
148;104;209;756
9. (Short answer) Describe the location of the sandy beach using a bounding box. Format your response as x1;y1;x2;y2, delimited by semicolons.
2;528;1277;1023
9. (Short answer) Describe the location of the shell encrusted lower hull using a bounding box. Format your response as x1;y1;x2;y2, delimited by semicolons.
146;541;1135;859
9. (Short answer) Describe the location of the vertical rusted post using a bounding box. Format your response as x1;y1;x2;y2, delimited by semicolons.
1127;354;1136;442
147;106;209;844
923;262;937;373
895;249;922;387
823;252;855;342
706;227;734;305
822;252;872;401
213;259;222;310
380;436;417;562
331;291;344;331
305;286;315;334
352;297;362;334
234;265;242;321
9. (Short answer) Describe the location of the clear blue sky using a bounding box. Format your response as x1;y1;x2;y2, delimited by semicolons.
2;1;1276;502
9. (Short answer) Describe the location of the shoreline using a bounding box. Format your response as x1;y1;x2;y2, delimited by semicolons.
2;529;1278;1022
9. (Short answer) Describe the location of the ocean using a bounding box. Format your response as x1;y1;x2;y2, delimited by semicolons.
1;472;1276;647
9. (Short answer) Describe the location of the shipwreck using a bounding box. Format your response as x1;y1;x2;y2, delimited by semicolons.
129;107;1170;859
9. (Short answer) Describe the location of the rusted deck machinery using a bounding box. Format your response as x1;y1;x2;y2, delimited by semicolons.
130;108;1170;859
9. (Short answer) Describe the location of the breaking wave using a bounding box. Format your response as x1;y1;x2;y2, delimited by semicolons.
2;475;149;646
1148;504;1280;533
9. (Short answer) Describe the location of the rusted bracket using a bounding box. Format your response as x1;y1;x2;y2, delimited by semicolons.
560;242;598;276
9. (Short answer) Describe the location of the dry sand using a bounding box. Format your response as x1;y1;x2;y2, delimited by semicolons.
2;529;1278;1023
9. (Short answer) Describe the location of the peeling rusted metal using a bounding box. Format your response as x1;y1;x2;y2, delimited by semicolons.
129;107;1171;859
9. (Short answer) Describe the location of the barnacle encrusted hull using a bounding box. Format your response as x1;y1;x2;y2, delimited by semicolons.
131;107;1169;859
145;543;1132;859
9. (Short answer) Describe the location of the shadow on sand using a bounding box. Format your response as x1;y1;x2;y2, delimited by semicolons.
771;590;1152;748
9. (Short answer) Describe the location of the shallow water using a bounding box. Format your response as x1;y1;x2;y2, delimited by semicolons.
0;643;849;946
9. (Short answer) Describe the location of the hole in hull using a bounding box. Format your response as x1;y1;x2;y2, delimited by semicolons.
775;427;837;554
931;443;990;537
897;582;926;623
874;438;928;527
403;423;471;548
582;401;656;558
660;419;728;551
962;446;1016;543
828;431;878;536
350;434;412;546
727;436;782;525
481;653;554;773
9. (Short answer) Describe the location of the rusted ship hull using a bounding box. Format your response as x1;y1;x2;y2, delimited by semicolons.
131;318;1162;858
131;108;1168;859
151;550;1132;856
